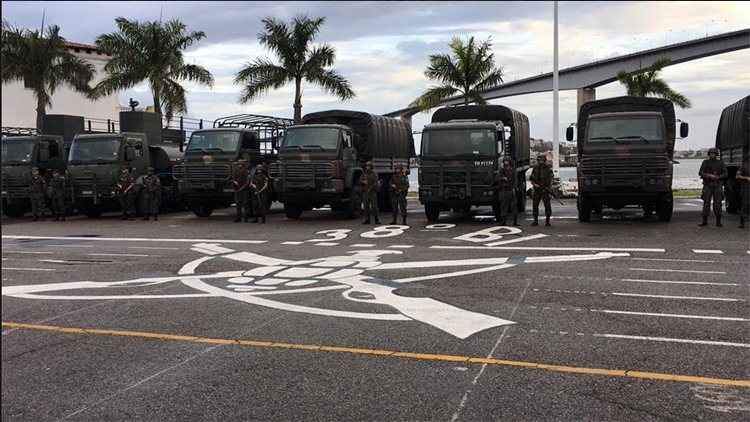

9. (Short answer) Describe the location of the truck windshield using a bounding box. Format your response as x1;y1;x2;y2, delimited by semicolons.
587;116;664;143
187;131;240;152
1;138;35;163
69;138;120;163
282;127;340;150
421;129;496;156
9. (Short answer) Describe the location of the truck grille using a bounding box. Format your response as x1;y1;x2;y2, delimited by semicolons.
173;163;231;182
1;174;29;195
420;167;493;186
579;156;670;176
73;174;115;194
270;162;333;181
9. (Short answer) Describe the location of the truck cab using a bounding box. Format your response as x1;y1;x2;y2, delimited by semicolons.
1;135;66;217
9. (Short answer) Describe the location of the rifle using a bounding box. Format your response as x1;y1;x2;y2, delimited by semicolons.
533;183;565;206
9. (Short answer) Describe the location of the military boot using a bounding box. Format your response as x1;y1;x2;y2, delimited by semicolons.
153;215;158;221
375;218;381;224
531;218;539;226
261;216;266;224
699;216;708;226
362;219;371;225
402;216;407;225
716;216;722;227
739;216;745;229
545;217;551;227
253;218;259;223
33;217;38;222
390;216;397;225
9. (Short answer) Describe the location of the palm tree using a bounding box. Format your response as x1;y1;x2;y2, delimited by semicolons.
235;16;355;123
93;17;214;123
1;21;95;130
616;58;691;108
411;36;504;111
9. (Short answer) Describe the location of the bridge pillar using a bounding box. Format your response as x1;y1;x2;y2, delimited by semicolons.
577;87;596;113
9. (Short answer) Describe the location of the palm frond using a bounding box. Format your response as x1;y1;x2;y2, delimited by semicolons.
234;58;291;103
410;85;460;111
305;68;355;100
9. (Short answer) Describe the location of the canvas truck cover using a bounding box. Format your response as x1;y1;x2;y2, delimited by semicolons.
715;95;749;150
431;105;530;163
301;110;415;160
577;96;676;152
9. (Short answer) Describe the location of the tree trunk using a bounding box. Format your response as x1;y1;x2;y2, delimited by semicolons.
293;77;302;124
35;94;46;131
152;86;162;116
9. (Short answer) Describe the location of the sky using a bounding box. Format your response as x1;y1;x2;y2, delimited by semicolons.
2;1;749;149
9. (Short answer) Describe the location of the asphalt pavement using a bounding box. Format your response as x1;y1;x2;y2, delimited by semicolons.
2;198;749;421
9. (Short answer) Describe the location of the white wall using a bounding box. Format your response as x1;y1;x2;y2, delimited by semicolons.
1;47;121;128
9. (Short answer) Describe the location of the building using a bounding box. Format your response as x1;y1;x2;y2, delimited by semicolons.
1;41;121;129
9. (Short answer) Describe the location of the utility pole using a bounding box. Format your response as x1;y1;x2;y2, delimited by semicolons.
552;0;560;177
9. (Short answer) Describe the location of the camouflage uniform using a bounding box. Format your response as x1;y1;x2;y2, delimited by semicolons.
29;169;47;220
698;149;727;227
530;157;553;226
142;169;161;221
361;163;380;224
49;171;67;221
390;166;409;225
251;165;269;223
116;168;136;219
737;161;749;228
494;161;517;225
232;162;251;222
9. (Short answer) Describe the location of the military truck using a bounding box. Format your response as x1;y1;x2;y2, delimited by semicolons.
1;134;67;217
715;95;749;213
67;130;181;217
173;114;294;217
419;105;530;222
567;96;688;222
269;110;414;219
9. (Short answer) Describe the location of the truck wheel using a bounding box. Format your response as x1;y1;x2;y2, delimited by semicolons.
284;204;303;219
3;201;26;218
725;179;739;214
656;196;673;222
643;204;655;217
425;203;440;222
516;180;527;213
84;206;102;218
192;205;214;218
492;203;503;223
577;196;592;222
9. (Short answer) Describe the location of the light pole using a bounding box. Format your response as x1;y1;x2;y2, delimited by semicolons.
552;0;560;177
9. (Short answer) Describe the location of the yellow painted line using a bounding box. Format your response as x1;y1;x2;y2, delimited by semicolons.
3;321;749;388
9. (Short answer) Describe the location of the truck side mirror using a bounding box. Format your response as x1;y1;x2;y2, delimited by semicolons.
124;146;135;161
566;126;574;142
680;122;689;138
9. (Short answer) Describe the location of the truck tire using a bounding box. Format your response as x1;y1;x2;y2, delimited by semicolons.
284;204;303;219
425;202;440;222
516;179;527;213
656;195;673;222
725;179;739;214
492;203;503;223
192;205;213;218
2;200;26;218
84;205;102;218
577;196;592;222
643;204;655;217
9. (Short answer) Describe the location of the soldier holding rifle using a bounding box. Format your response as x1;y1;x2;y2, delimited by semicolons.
251;164;269;224
529;154;553;227
116;167;135;220
698;148;727;227
232;160;251;223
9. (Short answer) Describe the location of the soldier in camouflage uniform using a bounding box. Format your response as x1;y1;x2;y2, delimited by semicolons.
736;159;750;229
530;154;553;226
361;161;380;225
698;148;727;227
232;160;251;223
493;158;518;226
29;167;47;221
390;164;409;225
116;167;136;220
142;167;161;221
250;164;269;224
49;169;67;221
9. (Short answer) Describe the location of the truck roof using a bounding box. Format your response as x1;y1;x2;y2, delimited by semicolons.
715;95;749;150
423;121;499;130
1;134;63;142
73;132;145;140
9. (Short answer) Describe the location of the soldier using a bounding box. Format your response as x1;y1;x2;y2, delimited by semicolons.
736;159;750;229
361;161;380;225
29;167;47;221
493;158;518;226
142;167;161;221
698;148;727;227
232;160;251;223
390;164;409;225
116;167;136;220
250;164;269;224
530;154;553;226
49;169;67;221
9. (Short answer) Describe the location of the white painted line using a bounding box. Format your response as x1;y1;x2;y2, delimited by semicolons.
485;233;548;246
692;249;724;254
433;246;665;252
388;245;414;249
127;246;179;250
622;278;740;287
591;309;748;322
281;241;304;245
47;244;94;248
2;267;56;272
610;292;744;302
631;257;715;263
314;242;339;246
2;235;267;244
351;244;375;247
593;334;750;348
88;253;151;258
629;268;726;275
1;251;54;255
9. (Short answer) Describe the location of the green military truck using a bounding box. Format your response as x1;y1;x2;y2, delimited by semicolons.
567;96;689;222
269;110;414;219
173;114;294;217
715;95;749;213
1;134;67;217
419;105;530;222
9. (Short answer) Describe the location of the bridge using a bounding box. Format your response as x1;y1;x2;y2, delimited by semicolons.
385;28;750;123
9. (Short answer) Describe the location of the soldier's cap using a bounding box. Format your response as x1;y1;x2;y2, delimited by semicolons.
537;154;547;160
365;161;373;167
708;148;718;155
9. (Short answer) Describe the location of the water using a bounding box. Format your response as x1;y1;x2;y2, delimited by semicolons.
407;159;704;191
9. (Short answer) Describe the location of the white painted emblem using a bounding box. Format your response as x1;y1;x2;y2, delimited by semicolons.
2;244;628;339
